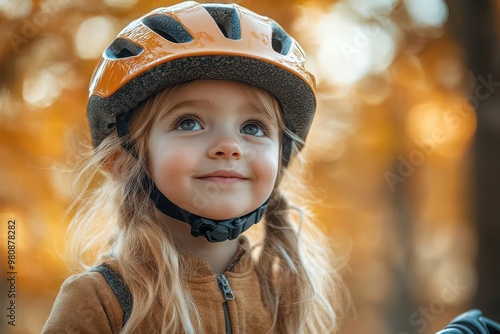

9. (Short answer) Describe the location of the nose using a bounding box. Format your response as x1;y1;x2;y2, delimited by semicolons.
208;135;243;159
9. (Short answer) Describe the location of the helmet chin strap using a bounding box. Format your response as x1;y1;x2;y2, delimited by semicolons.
143;174;269;242
116;113;269;242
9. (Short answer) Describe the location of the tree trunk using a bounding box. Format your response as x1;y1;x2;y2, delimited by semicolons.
447;0;500;319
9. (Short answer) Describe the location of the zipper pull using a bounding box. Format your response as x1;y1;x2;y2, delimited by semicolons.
217;274;235;301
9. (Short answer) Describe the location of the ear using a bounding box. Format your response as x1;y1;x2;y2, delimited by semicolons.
101;149;123;174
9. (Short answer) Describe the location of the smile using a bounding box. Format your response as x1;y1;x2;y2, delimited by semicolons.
195;170;248;184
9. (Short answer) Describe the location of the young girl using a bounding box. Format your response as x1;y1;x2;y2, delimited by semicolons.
43;1;347;333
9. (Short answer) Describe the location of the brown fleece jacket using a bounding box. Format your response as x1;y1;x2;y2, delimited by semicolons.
42;237;273;333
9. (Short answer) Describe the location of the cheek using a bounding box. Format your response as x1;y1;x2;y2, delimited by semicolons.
148;139;198;192
253;145;280;194
154;153;183;177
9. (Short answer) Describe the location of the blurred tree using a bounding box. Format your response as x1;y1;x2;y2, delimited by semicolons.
447;0;500;319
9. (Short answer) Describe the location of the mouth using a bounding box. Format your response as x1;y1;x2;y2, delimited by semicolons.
195;170;248;184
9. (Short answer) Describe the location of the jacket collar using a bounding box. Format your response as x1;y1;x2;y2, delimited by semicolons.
182;236;253;278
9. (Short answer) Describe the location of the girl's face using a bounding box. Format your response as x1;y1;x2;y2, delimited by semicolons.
147;80;280;220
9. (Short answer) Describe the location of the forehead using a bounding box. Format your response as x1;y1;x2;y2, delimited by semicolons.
154;80;281;121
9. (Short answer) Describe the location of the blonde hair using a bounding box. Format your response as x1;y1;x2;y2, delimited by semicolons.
66;81;348;333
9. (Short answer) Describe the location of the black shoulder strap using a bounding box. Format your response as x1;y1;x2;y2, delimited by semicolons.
90;263;133;326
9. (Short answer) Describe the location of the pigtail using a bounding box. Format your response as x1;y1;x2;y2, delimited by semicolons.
258;189;308;332
257;187;347;333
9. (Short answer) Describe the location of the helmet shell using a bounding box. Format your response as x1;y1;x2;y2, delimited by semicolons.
87;1;316;163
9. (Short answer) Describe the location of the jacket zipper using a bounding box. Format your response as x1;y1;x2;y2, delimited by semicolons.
217;274;235;334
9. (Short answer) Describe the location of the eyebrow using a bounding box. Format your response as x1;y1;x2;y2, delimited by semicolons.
239;101;264;115
239;100;279;123
157;99;215;121
157;98;275;122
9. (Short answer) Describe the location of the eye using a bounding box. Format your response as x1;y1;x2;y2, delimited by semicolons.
241;121;266;137
175;116;203;131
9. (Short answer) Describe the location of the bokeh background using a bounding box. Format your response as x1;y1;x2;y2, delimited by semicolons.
1;0;499;333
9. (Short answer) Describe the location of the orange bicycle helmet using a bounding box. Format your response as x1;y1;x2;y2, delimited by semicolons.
87;0;316;166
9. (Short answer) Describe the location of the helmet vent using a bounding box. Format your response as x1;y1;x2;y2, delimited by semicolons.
204;5;241;40
271;23;292;55
142;15;194;43
105;38;144;59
